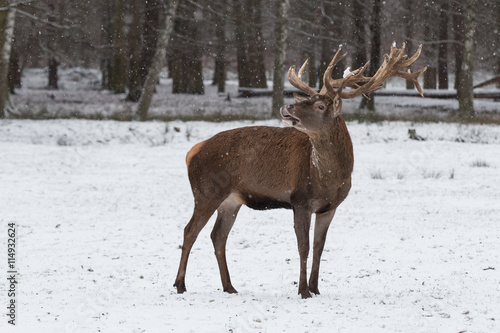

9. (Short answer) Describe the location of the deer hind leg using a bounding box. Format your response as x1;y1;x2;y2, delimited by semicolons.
293;207;312;299
174;199;222;294
211;194;242;294
309;209;336;295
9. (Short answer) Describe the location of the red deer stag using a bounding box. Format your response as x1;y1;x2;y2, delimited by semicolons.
174;43;426;298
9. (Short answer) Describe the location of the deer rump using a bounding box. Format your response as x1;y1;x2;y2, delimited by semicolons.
187;126;324;212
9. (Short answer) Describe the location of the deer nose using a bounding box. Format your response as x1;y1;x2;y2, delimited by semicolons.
286;104;294;110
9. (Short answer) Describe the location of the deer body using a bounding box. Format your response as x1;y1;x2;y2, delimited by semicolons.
187;123;352;212
174;43;426;298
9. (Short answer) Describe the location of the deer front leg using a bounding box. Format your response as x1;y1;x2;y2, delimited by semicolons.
309;209;336;295
293;208;312;299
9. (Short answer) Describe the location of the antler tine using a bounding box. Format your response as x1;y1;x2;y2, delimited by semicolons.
319;46;347;96
401;44;423;68
322;63;337;98
297;58;309;78
395;66;428;97
329;47;347;69
287;59;318;97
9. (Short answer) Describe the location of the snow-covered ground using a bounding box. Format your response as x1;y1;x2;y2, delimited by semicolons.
0;118;499;332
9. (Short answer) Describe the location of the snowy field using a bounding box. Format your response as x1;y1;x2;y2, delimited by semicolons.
0;118;499;332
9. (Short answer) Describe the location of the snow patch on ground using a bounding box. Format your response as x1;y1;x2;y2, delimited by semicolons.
0;119;499;332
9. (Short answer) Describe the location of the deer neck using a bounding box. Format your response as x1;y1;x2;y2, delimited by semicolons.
308;116;353;182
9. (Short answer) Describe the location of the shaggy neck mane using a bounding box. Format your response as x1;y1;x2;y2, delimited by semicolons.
308;116;354;180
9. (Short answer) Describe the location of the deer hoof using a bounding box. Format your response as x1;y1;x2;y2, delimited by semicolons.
174;282;187;294
224;286;238;294
299;289;312;299
309;286;320;295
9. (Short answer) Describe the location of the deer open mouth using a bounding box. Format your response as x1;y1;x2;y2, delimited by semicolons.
280;107;300;126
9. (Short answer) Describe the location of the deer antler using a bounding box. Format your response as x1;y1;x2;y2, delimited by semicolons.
337;43;427;99
287;43;427;100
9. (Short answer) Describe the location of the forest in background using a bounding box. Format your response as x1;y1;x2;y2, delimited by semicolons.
0;0;497;120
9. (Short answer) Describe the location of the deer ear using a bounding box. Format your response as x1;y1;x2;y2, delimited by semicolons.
293;93;309;103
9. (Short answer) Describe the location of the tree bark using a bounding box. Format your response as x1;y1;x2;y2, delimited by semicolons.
497;3;500;88
140;0;160;83
48;56;58;90
453;0;464;90
360;0;381;111
8;39;20;93
352;0;366;70
307;48;316;88
297;5;317;88
0;2;15;118
457;0;475;118
234;0;249;88
171;1;204;95
100;0;113;90
46;0;61;90
137;0;179;121
126;1;144;102
213;0;227;94
319;2;341;92
423;1;437;90
246;0;267;88
438;0;449;90
404;0;414;90
110;0;128;94
271;0;290;118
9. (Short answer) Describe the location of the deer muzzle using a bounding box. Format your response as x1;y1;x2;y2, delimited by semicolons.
280;105;299;126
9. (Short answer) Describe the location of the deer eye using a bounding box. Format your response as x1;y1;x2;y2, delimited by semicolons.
318;104;325;110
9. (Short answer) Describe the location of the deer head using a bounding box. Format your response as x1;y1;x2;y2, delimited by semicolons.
281;43;427;135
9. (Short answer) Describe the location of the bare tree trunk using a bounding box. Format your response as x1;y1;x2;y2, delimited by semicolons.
457;0;475;118
423;1;437;90
47;1;60;90
110;0;128;94
296;3;318;89
140;0;160;84
137;0;179;121
271;0;290;118
246;0;267;88
126;1;144;102
307;48;316;87
404;0;414;90
213;0;227;94
360;0;381;111
48;57;58;90
352;0;366;70
8;46;21;93
497;3;500;88
171;1;204;95
234;0;249;88
319;2;340;92
0;3;16;118
453;0;464;90
100;0;113;90
438;0;449;90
